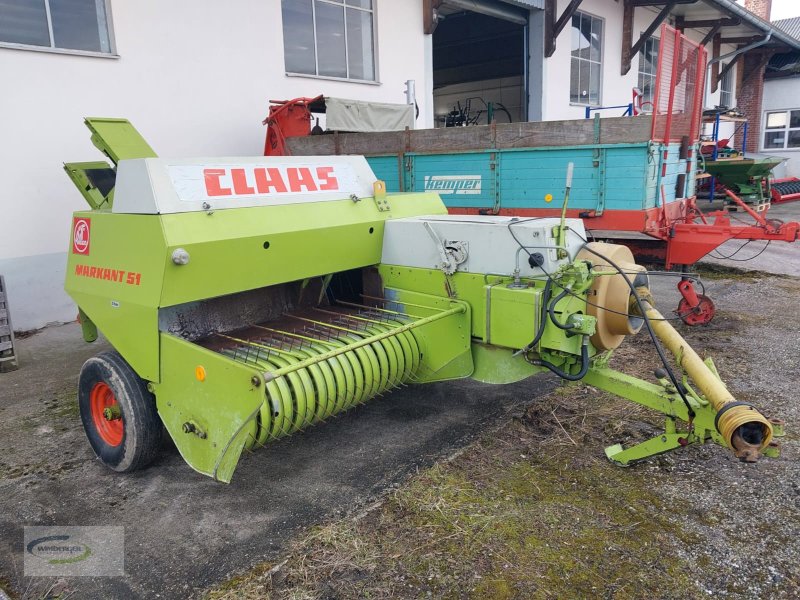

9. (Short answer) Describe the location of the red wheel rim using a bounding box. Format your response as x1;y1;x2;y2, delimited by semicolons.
90;382;124;447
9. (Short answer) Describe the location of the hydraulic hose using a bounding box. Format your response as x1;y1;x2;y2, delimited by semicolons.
531;336;590;381
548;287;577;330
516;277;552;355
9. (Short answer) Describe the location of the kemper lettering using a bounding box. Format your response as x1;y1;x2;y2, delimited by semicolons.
203;166;339;197
423;175;482;195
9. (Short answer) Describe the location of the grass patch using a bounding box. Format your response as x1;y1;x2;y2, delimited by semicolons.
694;263;765;281
206;384;702;600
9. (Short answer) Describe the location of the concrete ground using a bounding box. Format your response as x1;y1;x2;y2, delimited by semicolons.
0;324;558;599
698;199;800;276
1;199;798;599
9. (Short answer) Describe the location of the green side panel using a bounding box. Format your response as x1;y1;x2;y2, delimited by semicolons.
159;193;446;307
64;211;166;381
378;267;493;340
487;285;540;349
470;343;542;384
377;266;549;350
382;287;473;382
153;334;264;483
84;117;158;163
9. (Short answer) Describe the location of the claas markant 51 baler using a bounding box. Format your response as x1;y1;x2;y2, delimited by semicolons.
63;119;781;483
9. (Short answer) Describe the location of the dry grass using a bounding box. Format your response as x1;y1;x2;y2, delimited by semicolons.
206;289;800;600
206;351;702;600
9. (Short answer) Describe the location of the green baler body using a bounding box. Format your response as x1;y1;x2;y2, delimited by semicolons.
66;189;474;481
63;118;777;482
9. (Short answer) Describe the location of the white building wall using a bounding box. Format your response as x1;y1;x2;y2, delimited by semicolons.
761;77;800;177
0;0;431;330
541;0;736;124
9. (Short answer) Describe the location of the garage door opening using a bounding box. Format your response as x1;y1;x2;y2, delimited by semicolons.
433;1;528;127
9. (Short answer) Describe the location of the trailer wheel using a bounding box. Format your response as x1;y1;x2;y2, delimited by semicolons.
78;351;162;472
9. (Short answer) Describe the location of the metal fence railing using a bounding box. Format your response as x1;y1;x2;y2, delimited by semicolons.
651;24;708;144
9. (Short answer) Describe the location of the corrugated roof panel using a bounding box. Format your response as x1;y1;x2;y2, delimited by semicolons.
774;17;800;43
499;0;544;10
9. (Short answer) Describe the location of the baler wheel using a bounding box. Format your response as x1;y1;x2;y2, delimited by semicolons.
78;351;163;472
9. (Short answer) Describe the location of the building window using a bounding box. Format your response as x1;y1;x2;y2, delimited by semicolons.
0;0;113;54
637;36;658;106
763;110;800;150
570;11;602;105
282;0;376;81
719;64;734;108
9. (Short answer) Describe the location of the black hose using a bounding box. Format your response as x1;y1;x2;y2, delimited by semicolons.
579;244;695;419
520;277;552;352
548;287;576;330
532;336;590;381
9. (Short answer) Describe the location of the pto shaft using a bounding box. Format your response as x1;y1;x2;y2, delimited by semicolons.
641;301;773;460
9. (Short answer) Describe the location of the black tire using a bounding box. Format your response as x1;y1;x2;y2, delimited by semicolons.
78;351;163;472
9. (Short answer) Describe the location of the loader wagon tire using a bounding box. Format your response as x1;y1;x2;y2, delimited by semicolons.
78;351;163;472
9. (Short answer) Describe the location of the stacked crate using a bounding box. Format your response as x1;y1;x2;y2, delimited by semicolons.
0;276;18;372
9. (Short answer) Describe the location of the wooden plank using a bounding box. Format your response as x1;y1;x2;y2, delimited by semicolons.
286;117;655;156
409;126;494;152
340;131;405;155
285;135;338;155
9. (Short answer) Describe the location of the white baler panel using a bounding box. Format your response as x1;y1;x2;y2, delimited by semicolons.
381;215;587;277
113;155;377;214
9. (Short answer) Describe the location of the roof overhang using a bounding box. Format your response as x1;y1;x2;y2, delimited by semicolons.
671;0;800;52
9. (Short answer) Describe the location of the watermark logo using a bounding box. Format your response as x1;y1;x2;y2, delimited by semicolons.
24;526;124;577
423;175;482;195
27;535;91;564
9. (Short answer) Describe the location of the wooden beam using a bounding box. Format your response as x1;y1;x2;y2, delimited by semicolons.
719;35;764;45
544;0;584;58
700;23;723;47
679;17;739;29
631;2;675;56
711;33;721;92
621;0;634;75
629;0;694;6
423;0;443;35
554;0;584;36
622;1;675;75
717;54;740;84
544;0;556;57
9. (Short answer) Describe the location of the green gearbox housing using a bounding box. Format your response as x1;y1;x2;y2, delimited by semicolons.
64;119;780;483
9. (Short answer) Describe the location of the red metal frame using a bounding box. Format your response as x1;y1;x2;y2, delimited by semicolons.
451;194;800;269
651;25;707;145
260;29;797;281
263;96;323;156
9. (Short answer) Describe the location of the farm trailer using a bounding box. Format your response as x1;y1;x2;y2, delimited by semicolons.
275;26;800;325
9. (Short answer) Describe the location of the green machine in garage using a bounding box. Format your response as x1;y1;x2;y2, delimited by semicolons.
63;118;780;483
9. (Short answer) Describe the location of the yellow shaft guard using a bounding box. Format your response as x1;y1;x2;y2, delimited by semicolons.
642;301;773;458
